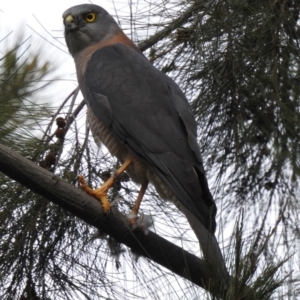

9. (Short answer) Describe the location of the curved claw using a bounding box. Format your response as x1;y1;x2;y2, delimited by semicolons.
78;175;111;213
78;158;134;214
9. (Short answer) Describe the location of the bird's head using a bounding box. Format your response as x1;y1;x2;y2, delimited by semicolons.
63;4;122;57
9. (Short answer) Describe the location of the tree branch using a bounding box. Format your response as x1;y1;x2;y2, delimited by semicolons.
0;143;224;297
138;2;202;52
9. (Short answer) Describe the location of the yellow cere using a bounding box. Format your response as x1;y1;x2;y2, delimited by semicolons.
65;15;74;23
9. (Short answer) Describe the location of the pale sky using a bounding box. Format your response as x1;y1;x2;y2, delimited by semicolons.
0;0;155;102
0;1;125;98
0;1;113;35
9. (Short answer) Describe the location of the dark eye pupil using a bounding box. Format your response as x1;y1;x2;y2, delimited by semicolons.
87;14;93;20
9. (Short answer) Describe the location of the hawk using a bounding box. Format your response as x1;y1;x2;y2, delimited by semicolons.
63;4;226;272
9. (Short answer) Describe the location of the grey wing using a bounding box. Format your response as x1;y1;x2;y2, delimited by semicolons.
82;44;216;233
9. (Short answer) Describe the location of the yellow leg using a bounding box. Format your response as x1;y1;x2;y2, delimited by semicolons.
129;181;148;225
79;158;133;213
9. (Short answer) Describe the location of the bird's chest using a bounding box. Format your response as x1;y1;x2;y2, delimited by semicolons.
87;108;149;185
87;107;177;204
87;108;124;157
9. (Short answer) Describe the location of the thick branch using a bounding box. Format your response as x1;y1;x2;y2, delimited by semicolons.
0;143;223;297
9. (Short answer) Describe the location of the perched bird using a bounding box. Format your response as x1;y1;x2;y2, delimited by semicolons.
63;4;226;274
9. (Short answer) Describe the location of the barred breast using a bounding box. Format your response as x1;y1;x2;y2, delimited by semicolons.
87;108;179;205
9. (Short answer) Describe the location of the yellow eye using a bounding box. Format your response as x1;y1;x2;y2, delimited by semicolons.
85;12;96;23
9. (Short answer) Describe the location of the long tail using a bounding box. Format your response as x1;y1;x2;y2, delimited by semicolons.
180;206;229;287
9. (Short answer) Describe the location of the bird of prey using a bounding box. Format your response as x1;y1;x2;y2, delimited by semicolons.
63;4;226;272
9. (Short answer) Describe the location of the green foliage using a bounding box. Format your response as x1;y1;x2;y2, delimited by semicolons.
0;37;52;152
224;213;288;300
190;0;300;204
0;36;59;299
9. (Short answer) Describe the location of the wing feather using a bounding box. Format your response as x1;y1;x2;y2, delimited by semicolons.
82;44;216;232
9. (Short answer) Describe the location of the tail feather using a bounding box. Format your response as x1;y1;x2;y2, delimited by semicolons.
179;205;229;286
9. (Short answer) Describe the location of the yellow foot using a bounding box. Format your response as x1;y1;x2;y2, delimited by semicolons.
78;175;111;213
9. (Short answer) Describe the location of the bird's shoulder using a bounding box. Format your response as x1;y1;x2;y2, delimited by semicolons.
85;43;192;116
84;43;202;160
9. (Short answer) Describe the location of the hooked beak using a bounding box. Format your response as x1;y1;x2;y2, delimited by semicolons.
64;15;78;33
